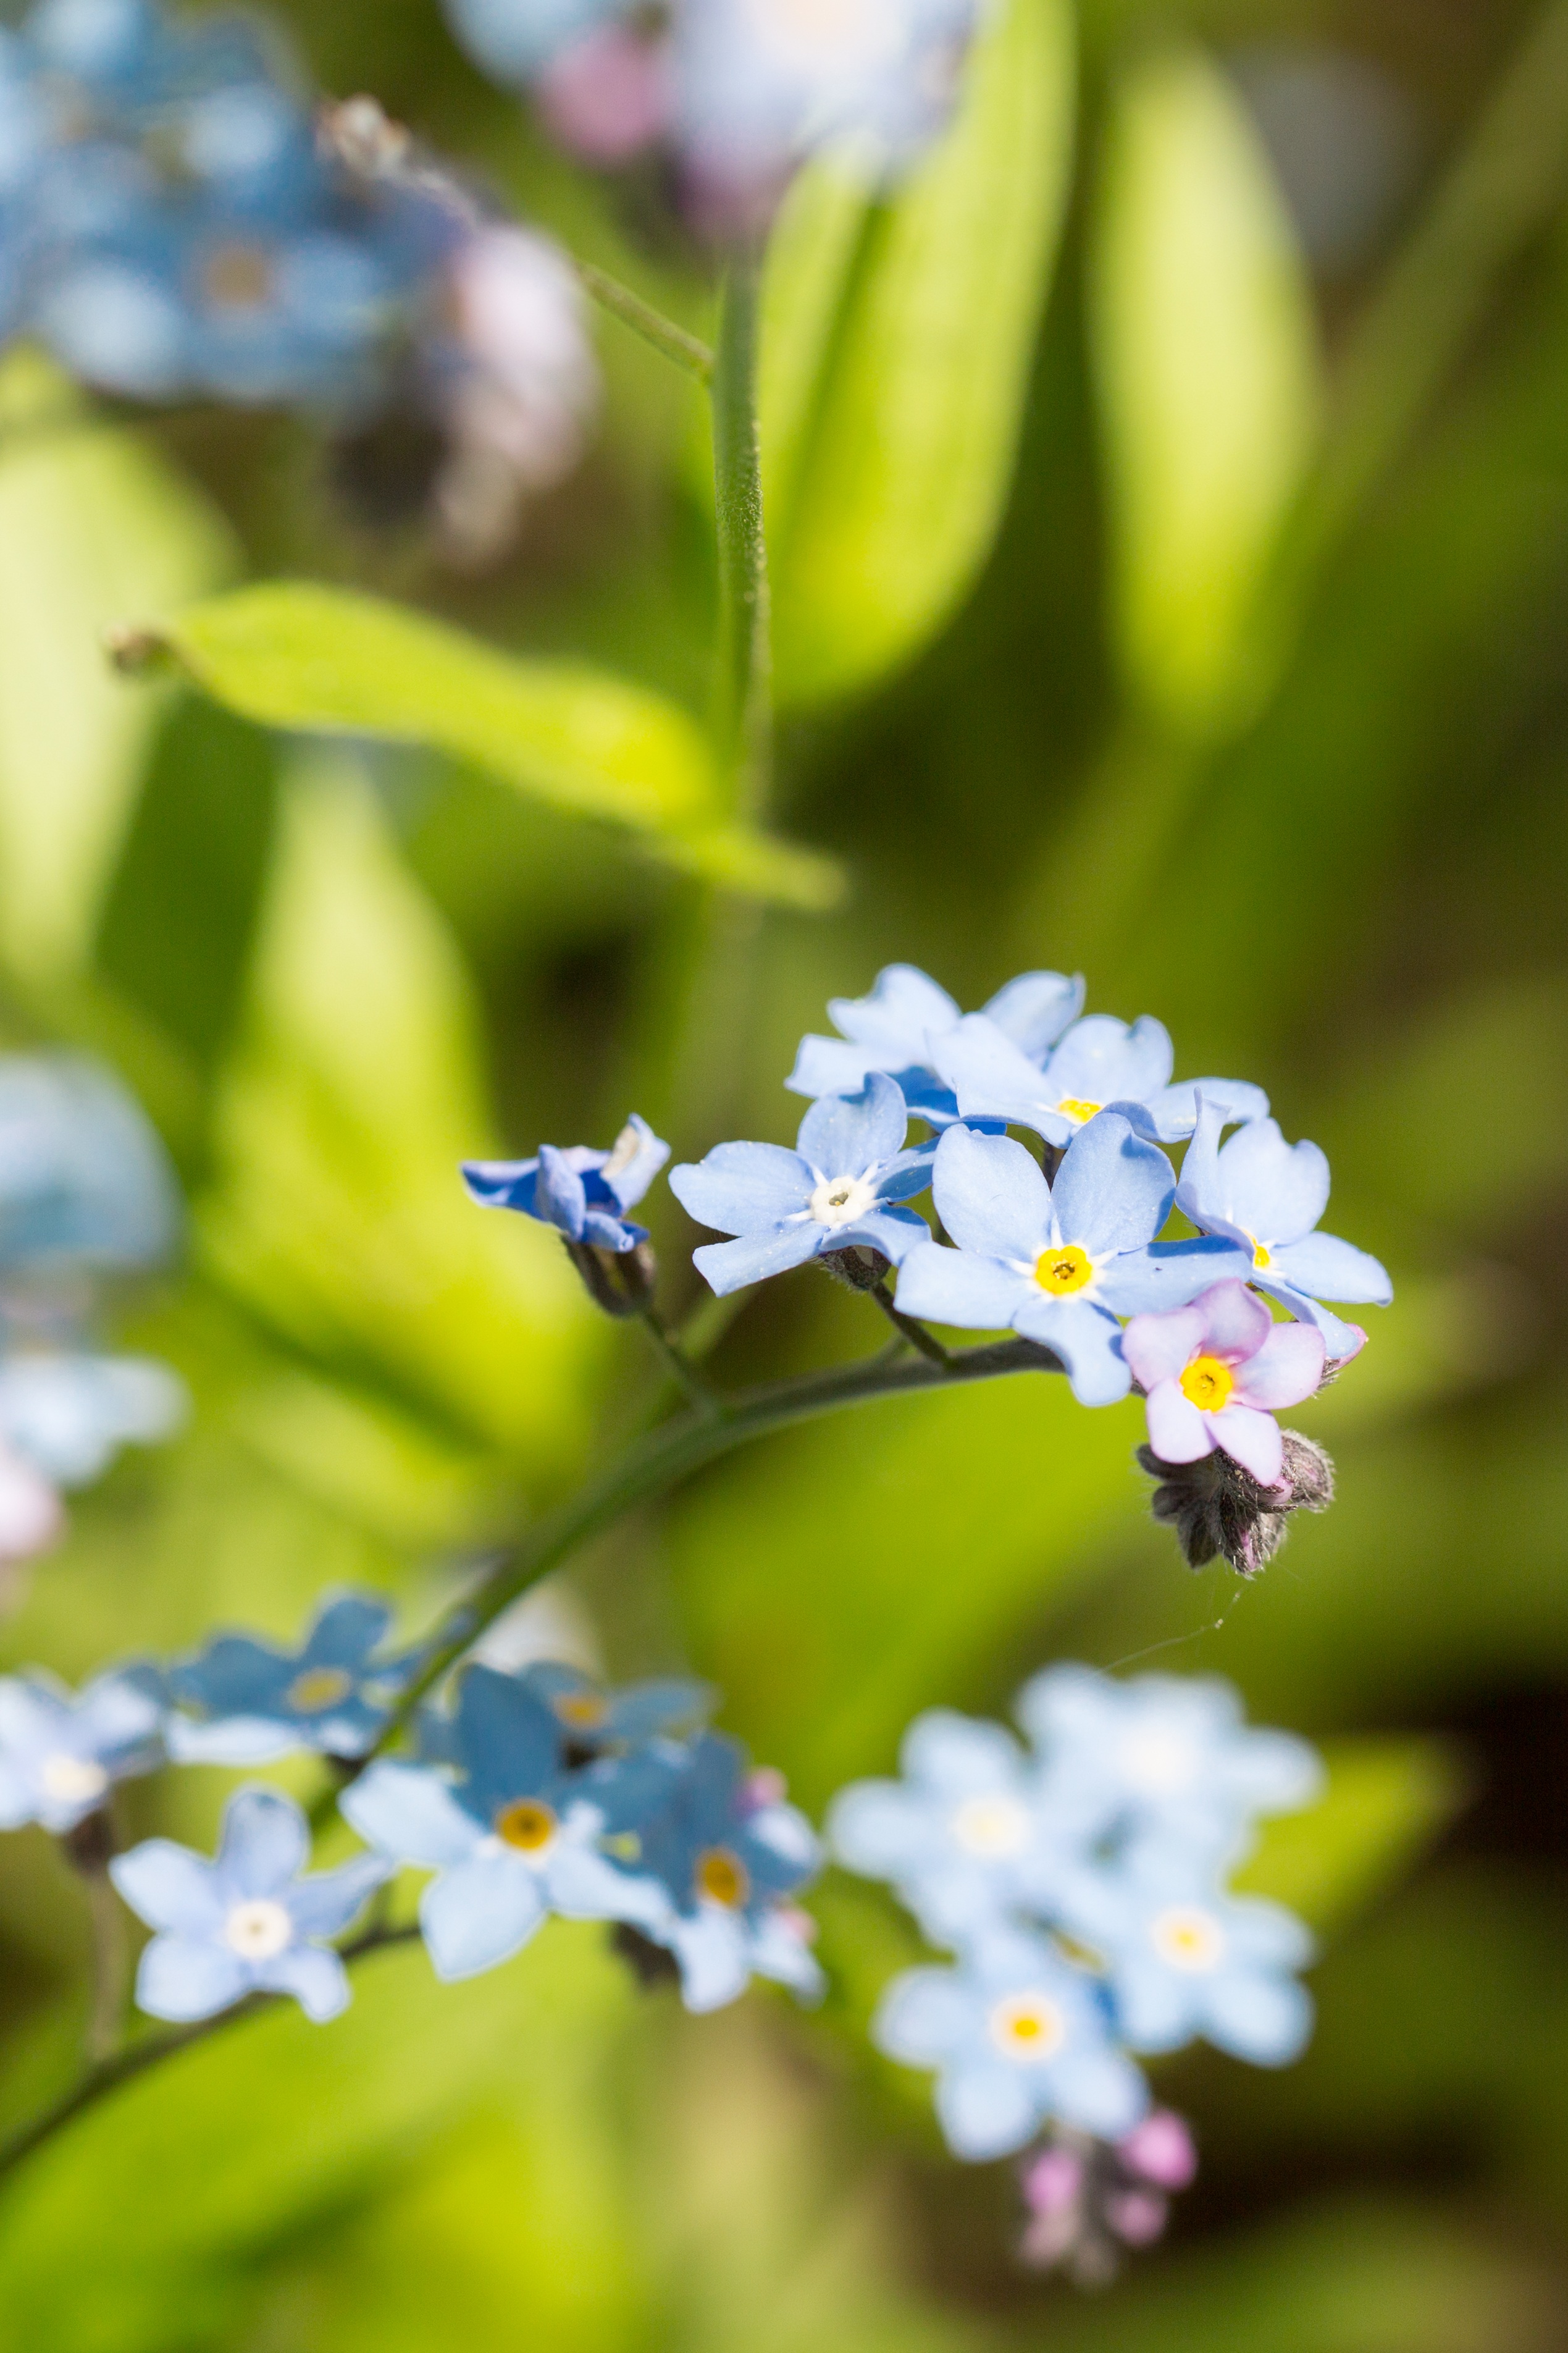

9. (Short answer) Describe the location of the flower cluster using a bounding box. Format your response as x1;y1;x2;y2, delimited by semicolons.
830;1664;1321;2187
0;0;597;555
0;1054;185;1573
442;0;980;227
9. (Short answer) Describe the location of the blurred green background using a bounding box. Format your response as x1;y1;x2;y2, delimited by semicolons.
2;0;1567;2342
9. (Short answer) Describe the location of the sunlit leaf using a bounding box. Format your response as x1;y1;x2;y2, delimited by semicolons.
765;0;1075;706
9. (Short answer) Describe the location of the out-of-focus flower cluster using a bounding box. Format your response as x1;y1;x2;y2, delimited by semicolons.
0;0;598;557
440;0;983;232
831;1664;1321;2260
0;1053;184;1580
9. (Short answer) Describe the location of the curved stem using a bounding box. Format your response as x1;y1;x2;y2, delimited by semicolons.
711;250;772;818
574;259;715;382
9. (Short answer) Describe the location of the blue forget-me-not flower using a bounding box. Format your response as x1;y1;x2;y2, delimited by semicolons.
463;1114;669;1254
875;1929;1150;2160
671;1073;934;1295
895;1118;1246;1404
0;1351;185;1488
931;1011;1268;1148
0;1662;163;1832
0;1054;179;1274
167;1593;422;1766
1176;1100;1392;1361
111;1785;387;2023
787;962;1083;1129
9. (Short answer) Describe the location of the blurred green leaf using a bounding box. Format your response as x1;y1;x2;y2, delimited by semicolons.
0;352;233;985
1091;45;1320;738
1238;1736;1468;1935
140;581;841;910
765;0;1074;707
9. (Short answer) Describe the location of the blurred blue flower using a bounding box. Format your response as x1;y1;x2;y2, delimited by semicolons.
828;1707;1073;1946
671;1073;933;1296
1176;1100;1392;1360
0;1663;162;1832
874;1930;1149;2159
1056;1849;1314;2065
607;1731;823;2013
933;1012;1268;1149
111;1785;386;2023
515;1661;713;1748
0;1350;186;1486
167;1593;421;1766
464;1113;669;1254
0;1055;178;1274
787;962;1083;1128
1017;1665;1323;1859
895;1119;1245;1404
340;1665;679;1979
441;0;631;85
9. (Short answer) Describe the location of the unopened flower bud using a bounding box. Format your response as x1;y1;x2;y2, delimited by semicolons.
610;1921;682;1990
1017;2111;1196;2283
1137;1429;1335;1576
564;1237;658;1318
816;1245;891;1293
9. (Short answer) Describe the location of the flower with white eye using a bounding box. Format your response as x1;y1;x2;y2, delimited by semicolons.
0;1664;163;1833
110;1787;387;2024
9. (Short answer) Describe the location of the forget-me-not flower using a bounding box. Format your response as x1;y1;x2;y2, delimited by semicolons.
1176;1100;1392;1360
514;1661;713;1749
0;1351;186;1487
1055;1848;1314;2065
111;1786;387;2023
874;1929;1149;2160
1121;1280;1326;1488
606;1730;823;2013
931;1012;1268;1148
340;1664;679;1980
0;1053;179;1274
670;1073;933;1296
441;0;629;84
828;1708;1073;1947
463;1113;668;1254
895;1119;1246;1404
167;1593;422;1766
787;962;1084;1127
0;1663;163;1832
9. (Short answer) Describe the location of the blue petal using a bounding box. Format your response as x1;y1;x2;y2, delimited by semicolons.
546;1842;671;1930
135;1933;251;2022
1252;1281;1365;1361
169;1634;292;1720
902;1710;1026;1794
874;1140;938;1200
109;1839;223;1935
304;1593;393;1670
669;1141;812;1234
452;1665;561;1806
1137;1077;1269;1142
692;1222;824;1295
931;1016;1063;1139
663;1907;751;2013
597;1114;669;1210
1050;1114;1173;1256
579;1206;645;1253
981;970;1084;1059
1044;1015;1173;1109
1010;1295;1128;1404
827;964;958;1059
1045;2046;1150;2136
1203;1969;1313;2065
215;1787;309;1898
166;1714;305;1766
256;1943;352;2023
785;1035;881;1099
935;2058;1041;2159
461;1156;542;1214
747;1910;826;2002
826;1781;928;1877
287;1854;388;1941
534;1145;589;1240
832;1206;929;1265
795;1072;908;1178
340;1759;484;1866
421;1855;546;1979
1094;1237;1251;1315
1268;1231;1392;1306
930;1125;1050;1262
1195;1109;1329;1245
894;1239;1031;1329
873;1966;971;2063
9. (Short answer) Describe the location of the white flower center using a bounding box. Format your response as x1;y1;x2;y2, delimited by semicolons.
807;1170;879;1229
988;1991;1066;2064
224;1898;294;1959
1150;1905;1226;1972
1118;1727;1199;1797
39;1753;108;1806
950;1795;1031;1857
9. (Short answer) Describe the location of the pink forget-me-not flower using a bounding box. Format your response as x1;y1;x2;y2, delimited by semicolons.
1121;1279;1326;1489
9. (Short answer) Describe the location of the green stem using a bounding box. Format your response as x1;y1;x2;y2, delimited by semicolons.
711;251;771;819
635;1308;719;1413
574;260;715;382
83;1872;129;2064
867;1280;952;1368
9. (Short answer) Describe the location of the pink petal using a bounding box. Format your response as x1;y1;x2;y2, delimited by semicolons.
1329;1322;1367;1365
535;28;672;165
1121;1304;1207;1388
1231;1321;1326;1410
1207;1403;1284;1484
1193;1278;1273;1362
1145;1380;1213;1463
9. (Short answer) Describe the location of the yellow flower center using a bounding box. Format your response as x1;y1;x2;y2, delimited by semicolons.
1056;1098;1102;1125
1034;1244;1093;1295
1150;1905;1225;1972
204;242;275;309
288;1666;354;1714
1243;1231;1272;1270
495;1798;557;1853
554;1691;608;1730
695;1846;750;1908
1179;1354;1235;1411
987;1992;1066;2063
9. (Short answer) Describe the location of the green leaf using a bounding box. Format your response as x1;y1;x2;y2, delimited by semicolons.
764;0;1075;707
1237;1735;1468;1935
0;352;232;983
136;581;842;910
1091;46;1321;738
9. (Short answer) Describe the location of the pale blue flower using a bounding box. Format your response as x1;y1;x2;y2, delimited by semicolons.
670;1074;933;1297
463;1113;668;1254
931;1012;1268;1148
442;0;631;83
1017;1665;1323;1859
895;1118;1246;1405
787;963;1083;1129
1176;1100;1392;1360
828;1708;1074;1946
339;1665;680;1980
111;1786;387;2023
167;1593;421;1766
1055;1847;1314;2065
874;1929;1149;2159
0;1664;162;1832
0;1351;185;1486
0;1054;178;1272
